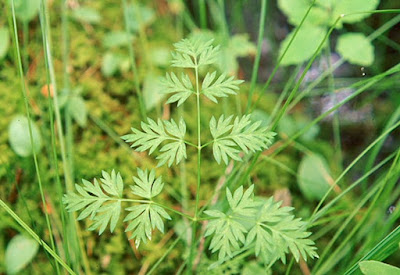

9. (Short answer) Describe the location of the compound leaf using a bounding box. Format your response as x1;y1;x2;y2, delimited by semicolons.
205;211;247;261
122;117;187;167
124;204;171;248
171;37;220;68
63;170;124;234
205;186;318;265
201;72;243;103
246;198;319;264
131;168;164;199
161;72;194;106
210;115;276;165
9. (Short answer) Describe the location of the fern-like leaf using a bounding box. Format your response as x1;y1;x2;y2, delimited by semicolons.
122;117;187;167
210;115;276;164
161;72;194;106
171;38;219;68
205;186;318;265
204;210;247;261
245;198;319;264
201;72;243;103
63;170;124;234
124;204;171;248
131;168;164;199
205;185;258;262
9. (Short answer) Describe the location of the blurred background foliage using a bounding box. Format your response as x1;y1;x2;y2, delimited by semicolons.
0;0;400;274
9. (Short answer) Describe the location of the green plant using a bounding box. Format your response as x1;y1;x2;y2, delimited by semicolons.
63;37;318;271
278;0;379;66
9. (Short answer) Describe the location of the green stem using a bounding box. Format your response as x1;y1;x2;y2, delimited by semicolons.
38;1;91;273
199;0;207;28
187;62;202;273
245;0;267;112
122;0;147;119
0;199;76;275
10;1;60;274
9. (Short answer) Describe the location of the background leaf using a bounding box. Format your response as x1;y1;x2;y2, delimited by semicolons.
71;7;101;24
11;0;41;22
0;27;10;60
143;73;165;110
67;96;87;127
359;260;400;275
337;33;374;66
8;115;42;157
297;154;332;200
332;0;380;26
277;0;330;26
101;52;124;77
279;25;326;65
103;31;133;48
5;234;39;274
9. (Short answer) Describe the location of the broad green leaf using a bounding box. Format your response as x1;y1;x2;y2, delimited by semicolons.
71;7;101;24
0;27;10;60
277;0;330;26
11;0;41;22
345;226;400;274
332;0;379;26
8;115;42;157
5;234;39;274
298;154;332;200
143;73;165;110
359;260;400;275
337;33;374;66
279;25;326;65
102;52;123;77
67;96;87;127
103;31;133;48
131;168;164;199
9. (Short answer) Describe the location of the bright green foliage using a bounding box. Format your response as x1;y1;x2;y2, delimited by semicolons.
64;37;317;271
125;169;171;248
5;234;39;274
277;0;378;65
337;33;374;66
298;154;332;200
201;72;243;103
161;72;194;106
210;115;276;164
0;27;10;60
171;38;220;68
63;170;123;234
63;169;171;246
359;260;400;275
122;117;187;167
131;168;164;199
246;198;318;263
205;186;318;265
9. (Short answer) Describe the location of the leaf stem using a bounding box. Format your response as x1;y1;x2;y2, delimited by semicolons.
118;199;194;220
187;61;202;272
0;199;76;275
